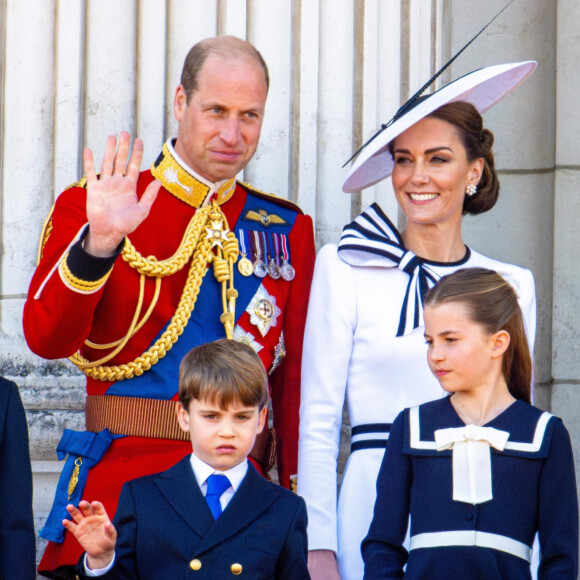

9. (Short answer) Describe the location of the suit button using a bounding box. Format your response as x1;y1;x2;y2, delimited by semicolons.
465;512;474;521
190;559;202;571
231;562;243;575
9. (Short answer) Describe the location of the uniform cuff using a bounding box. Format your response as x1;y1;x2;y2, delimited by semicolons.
58;235;124;294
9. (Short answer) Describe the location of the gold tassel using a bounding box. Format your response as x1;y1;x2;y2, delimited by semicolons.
67;457;83;501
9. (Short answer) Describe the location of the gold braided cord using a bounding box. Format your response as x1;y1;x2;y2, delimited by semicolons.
222;231;240;339
70;274;146;367
121;205;213;277
69;203;238;381
213;229;240;339
84;276;161;350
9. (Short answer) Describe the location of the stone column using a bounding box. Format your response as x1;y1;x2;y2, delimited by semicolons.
449;0;557;410
552;0;580;489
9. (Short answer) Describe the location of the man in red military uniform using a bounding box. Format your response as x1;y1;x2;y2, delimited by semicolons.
23;36;315;579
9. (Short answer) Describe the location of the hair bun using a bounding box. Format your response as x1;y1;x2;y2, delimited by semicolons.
481;128;494;149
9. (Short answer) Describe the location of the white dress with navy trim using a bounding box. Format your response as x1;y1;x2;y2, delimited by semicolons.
362;398;578;579
297;206;537;580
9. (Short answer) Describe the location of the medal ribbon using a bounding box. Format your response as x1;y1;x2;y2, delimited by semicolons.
280;233;290;263
261;232;269;261
252;230;262;261
238;228;248;256
273;233;281;268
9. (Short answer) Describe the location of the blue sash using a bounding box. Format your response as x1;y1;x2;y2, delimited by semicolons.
40;429;116;542
106;191;298;399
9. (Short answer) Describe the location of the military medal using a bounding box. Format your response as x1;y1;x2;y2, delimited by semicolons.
279;234;296;281
238;257;254;277
237;229;254;277
246;285;281;336
266;232;281;280
253;259;268;278
268;259;281;279
280;261;295;281
251;231;267;278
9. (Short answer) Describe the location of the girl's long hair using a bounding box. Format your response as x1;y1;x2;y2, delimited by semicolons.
424;268;532;403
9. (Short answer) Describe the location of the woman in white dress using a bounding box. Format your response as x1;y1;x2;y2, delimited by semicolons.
297;62;538;580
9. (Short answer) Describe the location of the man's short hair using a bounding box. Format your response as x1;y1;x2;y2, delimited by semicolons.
180;35;270;102
178;339;269;411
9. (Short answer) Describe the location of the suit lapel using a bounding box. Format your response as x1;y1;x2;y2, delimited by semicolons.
195;464;279;554
154;455;215;538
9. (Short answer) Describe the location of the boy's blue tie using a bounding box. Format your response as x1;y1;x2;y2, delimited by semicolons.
205;474;231;519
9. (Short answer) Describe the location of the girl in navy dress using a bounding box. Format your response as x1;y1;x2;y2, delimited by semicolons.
362;268;578;579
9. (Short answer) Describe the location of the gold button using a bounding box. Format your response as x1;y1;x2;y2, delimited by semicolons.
190;558;202;571
231;562;243;575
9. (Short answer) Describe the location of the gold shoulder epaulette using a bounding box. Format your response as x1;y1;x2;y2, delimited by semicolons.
37;207;55;265
238;181;304;215
38;177;88;263
64;176;88;191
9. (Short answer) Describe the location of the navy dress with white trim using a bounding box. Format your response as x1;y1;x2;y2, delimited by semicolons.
362;397;578;579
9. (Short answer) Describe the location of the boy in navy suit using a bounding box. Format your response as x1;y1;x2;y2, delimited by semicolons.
64;339;310;579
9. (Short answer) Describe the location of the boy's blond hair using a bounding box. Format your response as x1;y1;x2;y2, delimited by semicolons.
178;339;269;411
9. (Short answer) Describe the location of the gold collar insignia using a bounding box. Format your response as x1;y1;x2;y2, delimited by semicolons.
151;141;236;208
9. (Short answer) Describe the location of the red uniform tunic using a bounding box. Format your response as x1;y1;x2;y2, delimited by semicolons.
23;141;315;573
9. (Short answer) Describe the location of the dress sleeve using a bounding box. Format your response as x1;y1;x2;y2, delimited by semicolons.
517;267;536;357
270;212;316;488
361;411;410;579
537;419;579;579
297;244;357;553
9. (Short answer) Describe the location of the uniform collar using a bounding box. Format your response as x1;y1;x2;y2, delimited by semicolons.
151;139;237;208
189;452;248;493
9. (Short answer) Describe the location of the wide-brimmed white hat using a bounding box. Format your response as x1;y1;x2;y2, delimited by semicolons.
342;60;537;193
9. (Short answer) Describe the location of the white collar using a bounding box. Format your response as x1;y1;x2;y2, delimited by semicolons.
190;453;249;492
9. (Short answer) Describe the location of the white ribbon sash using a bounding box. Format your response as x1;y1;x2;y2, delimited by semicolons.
435;424;509;504
409;530;532;562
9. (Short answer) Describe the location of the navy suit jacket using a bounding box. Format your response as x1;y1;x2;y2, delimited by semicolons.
0;377;36;580
78;456;309;579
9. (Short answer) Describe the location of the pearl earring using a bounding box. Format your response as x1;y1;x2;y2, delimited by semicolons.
465;184;477;196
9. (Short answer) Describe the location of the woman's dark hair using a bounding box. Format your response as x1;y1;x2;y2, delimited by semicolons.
424;268;532;403
428;101;499;215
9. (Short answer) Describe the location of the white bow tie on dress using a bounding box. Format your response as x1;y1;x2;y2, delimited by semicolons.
337;203;440;337
435;424;510;504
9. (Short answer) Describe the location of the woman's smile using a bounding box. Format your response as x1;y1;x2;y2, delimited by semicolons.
391;116;482;229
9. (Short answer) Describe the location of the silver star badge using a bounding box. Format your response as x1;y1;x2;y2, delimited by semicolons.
233;326;263;353
246;285;281;337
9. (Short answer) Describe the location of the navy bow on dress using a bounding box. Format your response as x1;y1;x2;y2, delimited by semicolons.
337;203;443;337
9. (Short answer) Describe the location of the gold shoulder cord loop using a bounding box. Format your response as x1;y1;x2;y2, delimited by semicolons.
69;203;239;381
